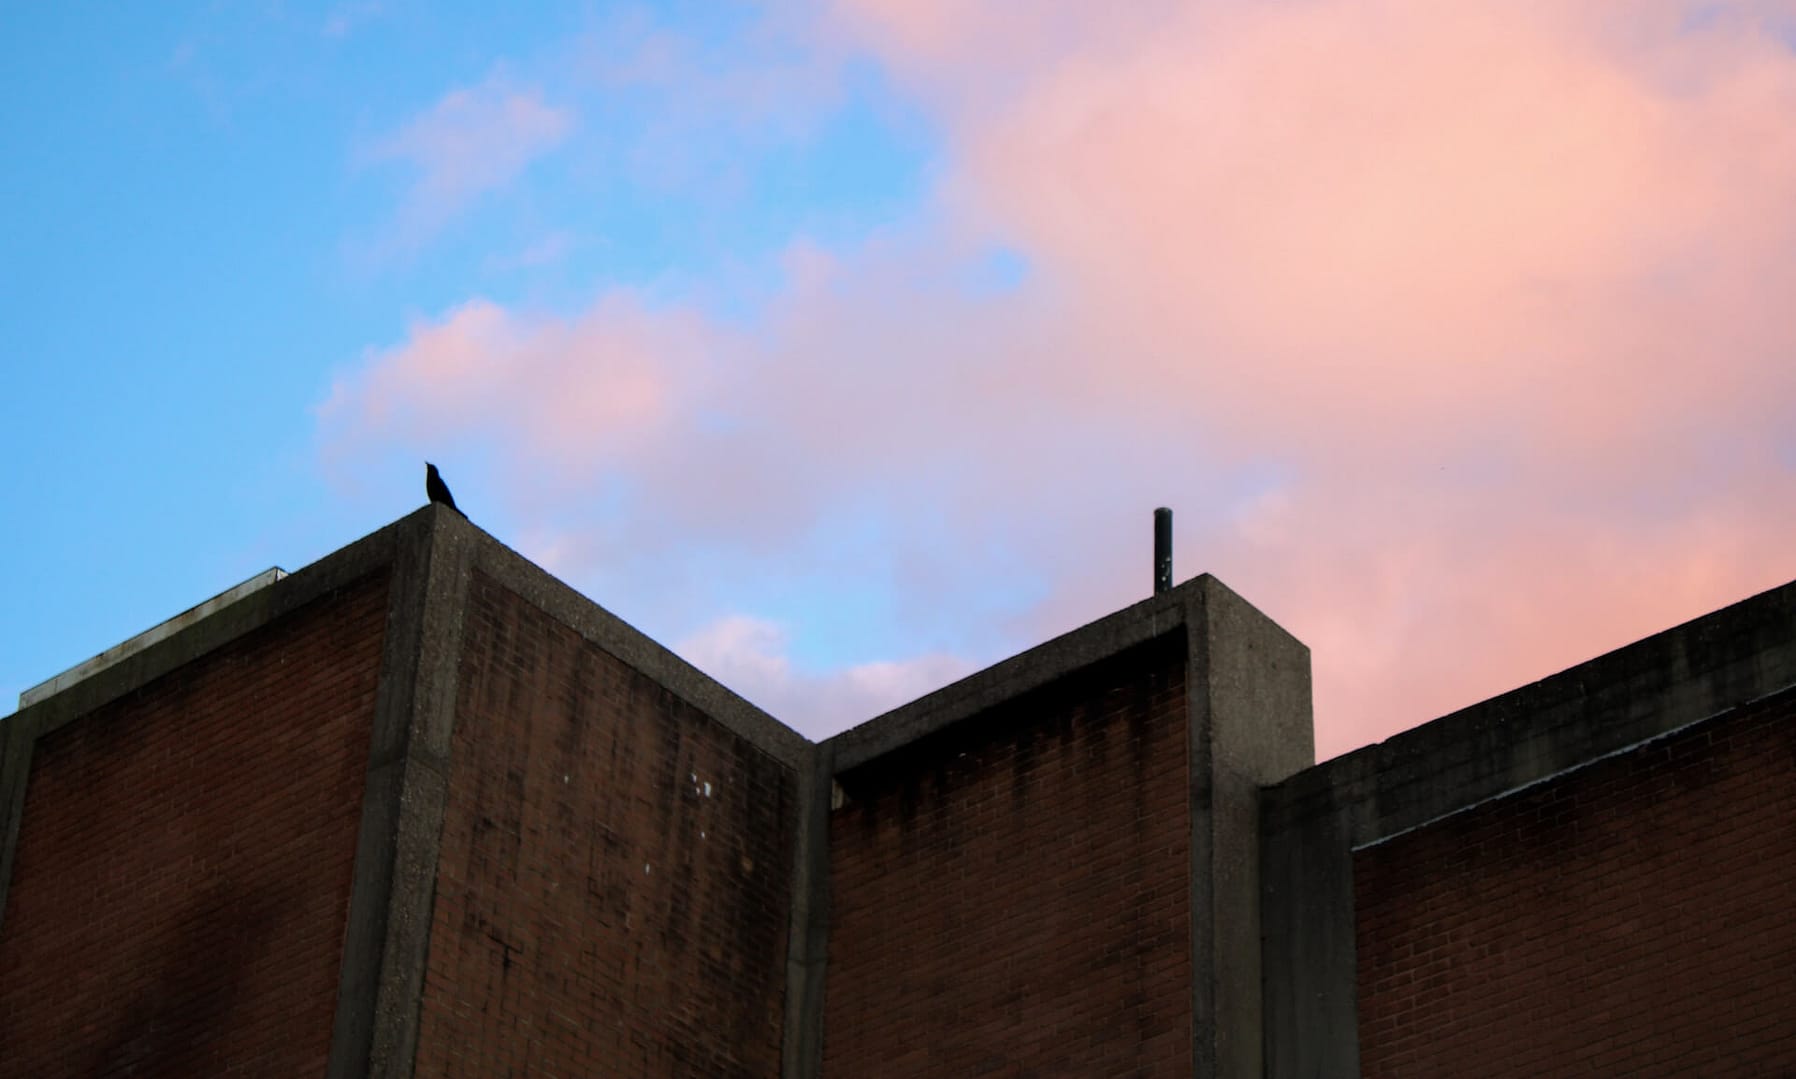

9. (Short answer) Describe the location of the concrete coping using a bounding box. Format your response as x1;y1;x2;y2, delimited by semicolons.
18;567;288;709
449;512;813;770
9;505;1327;785
824;576;1211;773
2;508;814;771
4;516;414;745
1266;576;1796;846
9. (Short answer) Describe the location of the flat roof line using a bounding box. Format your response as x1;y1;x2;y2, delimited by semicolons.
19;568;288;709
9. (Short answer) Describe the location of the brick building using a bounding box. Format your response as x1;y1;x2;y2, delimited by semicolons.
1;506;1791;1077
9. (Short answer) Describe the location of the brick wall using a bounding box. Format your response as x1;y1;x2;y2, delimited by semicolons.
0;572;389;1078
823;633;1191;1077
1356;686;1796;1076
412;571;794;1078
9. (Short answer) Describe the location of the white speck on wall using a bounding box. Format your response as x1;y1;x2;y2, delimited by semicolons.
644;863;652;875
703;781;712;797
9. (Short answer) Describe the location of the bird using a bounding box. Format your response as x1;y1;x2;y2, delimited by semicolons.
425;462;464;516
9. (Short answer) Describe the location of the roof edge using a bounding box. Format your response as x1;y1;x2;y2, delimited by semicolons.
451;513;811;769
825;575;1208;772
7;512;422;740
19;568;290;710
1268;575;1796;843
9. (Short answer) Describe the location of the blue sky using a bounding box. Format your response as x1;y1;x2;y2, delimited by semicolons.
6;2;1796;756
2;2;939;711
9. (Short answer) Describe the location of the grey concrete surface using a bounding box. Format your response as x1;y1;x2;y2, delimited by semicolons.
19;568;289;709
1192;578;1314;1079
330;505;473;1079
783;741;835;1079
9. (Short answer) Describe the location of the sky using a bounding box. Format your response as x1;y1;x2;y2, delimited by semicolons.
5;1;1796;759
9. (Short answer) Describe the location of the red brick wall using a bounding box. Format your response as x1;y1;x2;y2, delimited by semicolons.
0;573;389;1078
1356;687;1796;1077
823;634;1191;1077
413;572;794;1078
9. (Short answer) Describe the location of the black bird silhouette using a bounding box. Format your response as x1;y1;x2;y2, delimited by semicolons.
425;462;463;516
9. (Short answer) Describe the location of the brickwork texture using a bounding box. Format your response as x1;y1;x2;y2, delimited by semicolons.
1356;686;1796;1077
5;512;1792;1079
0;573;389;1078
823;634;1192;1078
411;571;795;1078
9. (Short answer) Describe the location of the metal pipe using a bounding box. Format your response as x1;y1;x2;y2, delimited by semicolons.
1154;507;1173;594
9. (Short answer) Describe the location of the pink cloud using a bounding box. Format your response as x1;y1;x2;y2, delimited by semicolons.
484;231;575;272
818;0;1796;750
364;71;572;248
317;294;718;504
675;614;973;739
573;5;853;196
321;1;1796;758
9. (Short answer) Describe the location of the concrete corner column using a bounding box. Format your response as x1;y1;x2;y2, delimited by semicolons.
1259;777;1359;1079
328;505;476;1079
1185;578;1315;1078
783;740;835;1079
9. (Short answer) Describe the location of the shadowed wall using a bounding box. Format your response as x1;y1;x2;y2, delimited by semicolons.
824;634;1193;1077
411;571;795;1078
1356;686;1796;1076
0;573;388;1079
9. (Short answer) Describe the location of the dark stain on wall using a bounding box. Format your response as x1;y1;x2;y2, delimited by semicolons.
0;574;389;1079
825;631;1192;1078
412;571;794;1079
1356;686;1796;1077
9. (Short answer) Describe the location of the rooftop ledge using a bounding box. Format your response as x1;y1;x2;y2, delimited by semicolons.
18;568;288;710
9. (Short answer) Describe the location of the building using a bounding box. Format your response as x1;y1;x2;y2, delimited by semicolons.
1;506;1791;1077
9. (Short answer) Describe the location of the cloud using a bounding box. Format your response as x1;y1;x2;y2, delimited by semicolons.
363;71;573;249
320;1;1796;757
318;293;715;495
569;4;857;198
484;230;574;272
817;0;1796;750
675;614;973;739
